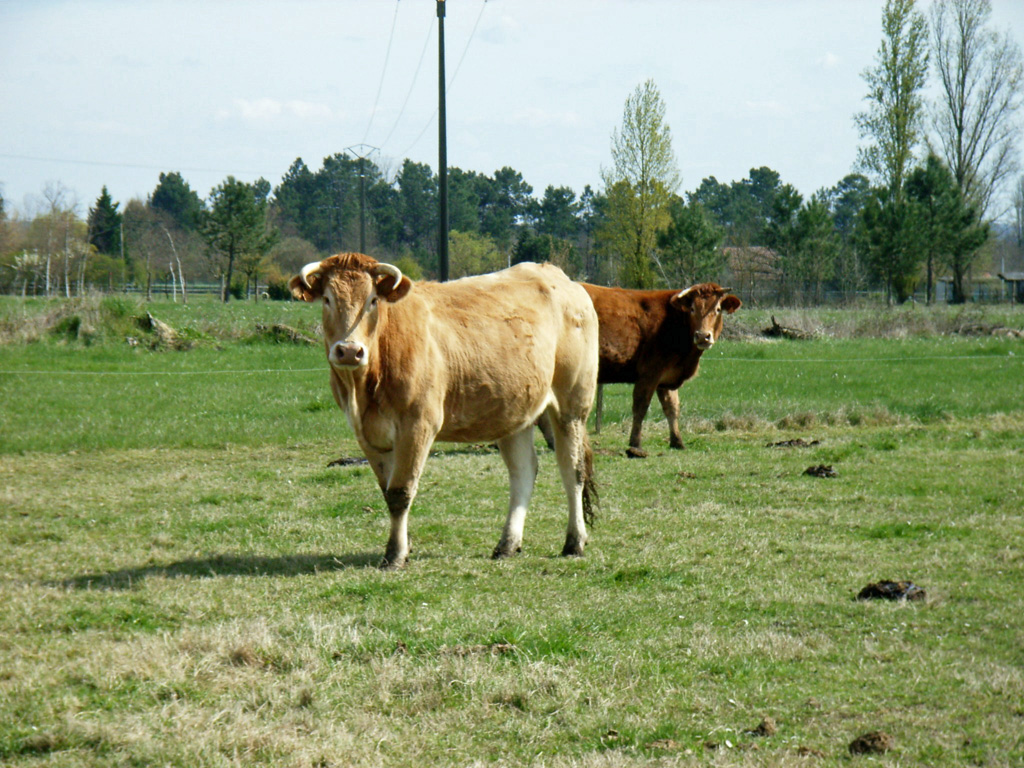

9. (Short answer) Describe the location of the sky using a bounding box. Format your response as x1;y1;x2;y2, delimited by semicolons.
2;0;1023;220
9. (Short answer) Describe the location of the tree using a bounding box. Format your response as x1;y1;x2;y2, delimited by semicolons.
906;154;988;303
448;230;503;278
930;0;1024;219
203;176;275;302
150;172;204;231
1014;174;1024;249
855;0;930;195
87;186;122;256
601;79;680;287
657;197;725;286
825;174;872;298
762;184;804;303
537;185;579;240
857;187;923;303
480;167;534;250
794;194;840;303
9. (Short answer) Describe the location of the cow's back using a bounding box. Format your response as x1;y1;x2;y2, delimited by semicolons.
388;263;597;443
581;283;681;384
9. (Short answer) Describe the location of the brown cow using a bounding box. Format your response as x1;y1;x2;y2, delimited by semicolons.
290;253;599;569
581;282;741;455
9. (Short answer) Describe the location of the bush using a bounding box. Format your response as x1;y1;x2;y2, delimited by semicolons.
265;278;292;301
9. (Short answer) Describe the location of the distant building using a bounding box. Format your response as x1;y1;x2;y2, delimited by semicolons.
998;272;1024;304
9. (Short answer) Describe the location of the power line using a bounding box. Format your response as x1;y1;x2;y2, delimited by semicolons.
396;0;488;160
362;0;402;145
378;16;436;151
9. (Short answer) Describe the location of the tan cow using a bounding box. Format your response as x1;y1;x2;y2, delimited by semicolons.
290;253;599;569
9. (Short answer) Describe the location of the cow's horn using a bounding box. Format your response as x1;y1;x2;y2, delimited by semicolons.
373;262;403;285
677;285;697;298
720;286;733;293
300;261;321;289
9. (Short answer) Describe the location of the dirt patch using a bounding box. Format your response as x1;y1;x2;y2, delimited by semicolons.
441;642;516;657
768;438;821;448
849;731;893;755
327;457;369;467
804;464;837;478
747;717;777;737
857;580;926;601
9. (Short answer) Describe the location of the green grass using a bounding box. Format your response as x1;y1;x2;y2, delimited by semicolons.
1;299;1023;766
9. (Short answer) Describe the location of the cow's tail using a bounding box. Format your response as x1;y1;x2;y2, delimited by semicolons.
581;431;598;528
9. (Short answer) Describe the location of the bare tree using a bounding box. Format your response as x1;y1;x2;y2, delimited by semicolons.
930;0;1024;220
1014;174;1024;248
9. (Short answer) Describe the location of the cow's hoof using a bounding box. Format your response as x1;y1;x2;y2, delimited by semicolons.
669;439;685;450
491;544;522;559
561;538;585;557
378;555;407;571
625;446;648;459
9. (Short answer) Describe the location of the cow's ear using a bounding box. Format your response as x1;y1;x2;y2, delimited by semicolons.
289;273;321;302
376;273;413;303
720;294;742;314
670;287;697;312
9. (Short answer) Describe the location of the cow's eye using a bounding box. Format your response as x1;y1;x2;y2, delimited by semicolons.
324;296;330;306
371;296;379;307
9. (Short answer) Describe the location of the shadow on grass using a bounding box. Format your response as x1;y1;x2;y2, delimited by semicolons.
54;551;381;591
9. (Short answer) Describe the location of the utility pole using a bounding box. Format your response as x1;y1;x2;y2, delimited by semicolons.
437;0;449;281
346;143;378;254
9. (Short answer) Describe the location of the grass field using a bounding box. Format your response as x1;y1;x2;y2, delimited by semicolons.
2;296;1023;766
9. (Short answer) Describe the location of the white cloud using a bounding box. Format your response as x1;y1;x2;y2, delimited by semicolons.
817;52;840;68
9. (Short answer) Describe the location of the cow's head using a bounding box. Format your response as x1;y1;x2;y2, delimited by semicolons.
289;252;412;370
669;283;742;351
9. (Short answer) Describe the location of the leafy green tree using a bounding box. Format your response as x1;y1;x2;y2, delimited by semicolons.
794;194;840;302
480;167;534;250
657;197;725;286
396;159;438;270
448;167;484;234
601;79;680;287
448;230;504;278
855;0;930;195
762;183;804;302
87;186;122;256
150;172;204;231
512;230;578;277
906;154;988;303
857;187;922;303
203;176;276;302
537;186;579;240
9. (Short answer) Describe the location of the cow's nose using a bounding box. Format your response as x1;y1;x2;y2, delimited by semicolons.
330;340;367;368
693;331;714;350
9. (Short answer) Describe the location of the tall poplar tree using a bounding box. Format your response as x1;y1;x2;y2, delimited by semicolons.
854;0;930;302
601;79;680;287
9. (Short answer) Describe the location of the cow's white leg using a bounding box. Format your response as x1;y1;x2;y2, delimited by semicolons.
657;387;684;449
493;426;538;558
549;411;592;557
379;424;436;570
